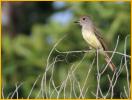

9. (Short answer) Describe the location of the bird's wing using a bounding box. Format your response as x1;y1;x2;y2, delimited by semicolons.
94;27;108;51
94;27;116;71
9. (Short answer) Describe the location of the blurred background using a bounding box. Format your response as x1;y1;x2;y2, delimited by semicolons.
2;1;130;99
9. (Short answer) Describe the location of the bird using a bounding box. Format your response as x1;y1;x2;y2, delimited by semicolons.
75;16;115;72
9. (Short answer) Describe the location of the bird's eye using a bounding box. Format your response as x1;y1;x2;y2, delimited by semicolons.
83;18;85;20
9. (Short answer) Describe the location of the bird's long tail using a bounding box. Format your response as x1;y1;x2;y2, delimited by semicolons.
105;55;116;72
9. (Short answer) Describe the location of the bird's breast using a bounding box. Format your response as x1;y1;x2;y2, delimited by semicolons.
82;29;102;49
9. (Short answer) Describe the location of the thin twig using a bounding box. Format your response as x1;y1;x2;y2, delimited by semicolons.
2;84;4;99
41;35;67;98
27;75;41;99
124;35;130;98
101;35;119;75
55;49;130;58
79;57;95;98
11;82;23;99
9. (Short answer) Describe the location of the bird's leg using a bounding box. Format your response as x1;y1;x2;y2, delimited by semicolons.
82;46;92;53
95;48;99;57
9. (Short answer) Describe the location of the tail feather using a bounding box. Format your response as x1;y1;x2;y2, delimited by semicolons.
105;57;116;72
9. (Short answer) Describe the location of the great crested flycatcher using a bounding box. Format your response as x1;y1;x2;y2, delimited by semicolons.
75;16;115;72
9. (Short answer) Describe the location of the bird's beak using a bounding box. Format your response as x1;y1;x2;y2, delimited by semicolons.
74;20;80;24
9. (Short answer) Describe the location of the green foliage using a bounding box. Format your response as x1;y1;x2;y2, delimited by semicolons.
2;2;130;98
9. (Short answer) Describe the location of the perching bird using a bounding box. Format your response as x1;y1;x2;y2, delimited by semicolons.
75;16;115;72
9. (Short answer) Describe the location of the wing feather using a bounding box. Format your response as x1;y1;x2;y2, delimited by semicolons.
94;27;108;51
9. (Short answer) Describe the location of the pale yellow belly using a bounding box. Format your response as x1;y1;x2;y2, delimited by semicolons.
82;30;102;49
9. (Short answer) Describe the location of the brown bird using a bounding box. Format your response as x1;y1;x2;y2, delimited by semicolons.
75;16;115;72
